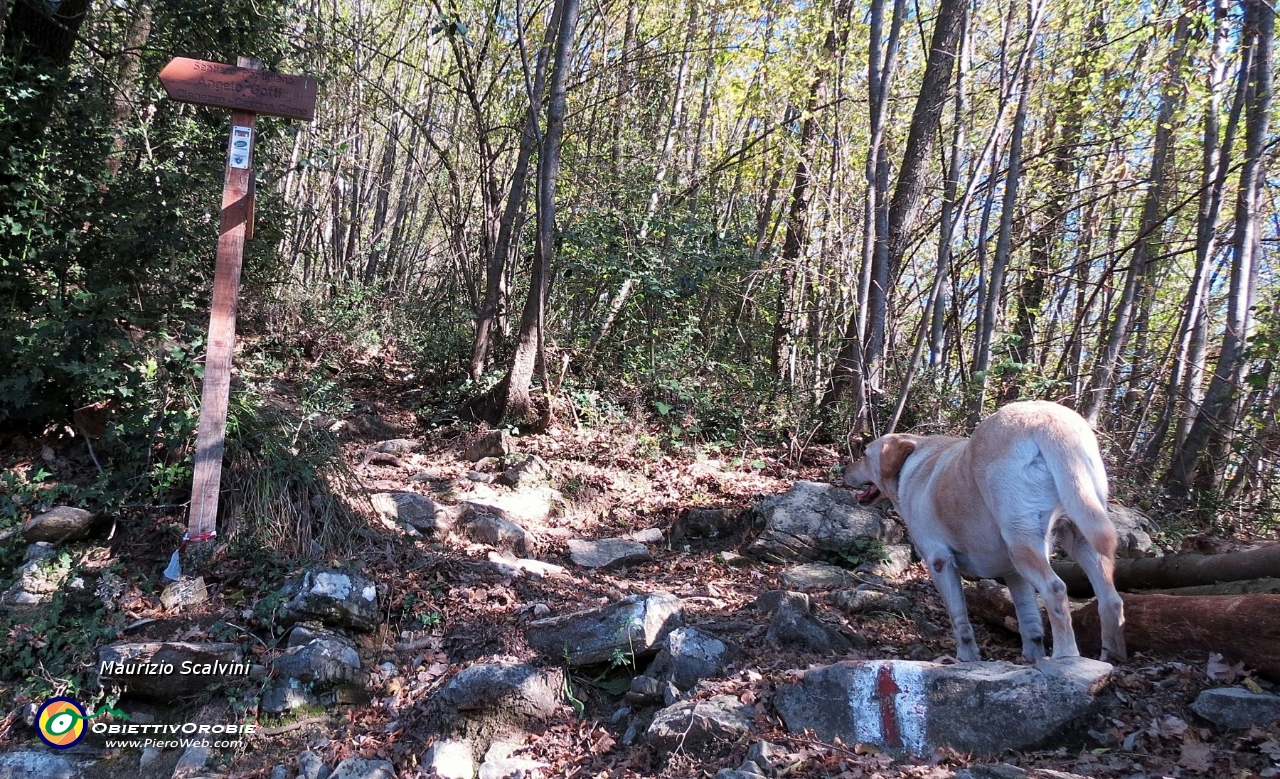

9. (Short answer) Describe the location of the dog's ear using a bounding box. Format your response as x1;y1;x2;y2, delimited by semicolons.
879;435;916;481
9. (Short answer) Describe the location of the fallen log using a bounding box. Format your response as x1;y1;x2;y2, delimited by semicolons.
1144;578;1280;596
1074;594;1280;680
962;585;1280;680
1053;543;1280;597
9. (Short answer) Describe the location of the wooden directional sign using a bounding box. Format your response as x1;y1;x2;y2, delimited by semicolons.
160;57;318;121
162;56;316;572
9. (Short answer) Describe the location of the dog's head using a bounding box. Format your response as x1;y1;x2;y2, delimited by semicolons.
842;433;917;507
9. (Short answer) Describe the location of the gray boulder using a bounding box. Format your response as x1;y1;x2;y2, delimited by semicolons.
647;695;755;752
461;486;558;527
329;757;395;779
23;506;95;542
1108;504;1156;558
766;591;856;653
261;678;319;713
672;508;738;541
276;568;380;632
0;752;79;779
423;739;474;779
462;513;535;557
371;492;451;533
746;481;904;563
437;663;564;723
1190;687;1280;729
780;562;851;591
955;767;1093;779
371;438;420;453
97;641;245;698
494;454;551;488
526;592;682;666
298;751;331;779
831;587;912;615
860;543;915;578
463;431;514;462
567;538;653;569
775;657;1113;757
273;630;363;685
647;626;736;690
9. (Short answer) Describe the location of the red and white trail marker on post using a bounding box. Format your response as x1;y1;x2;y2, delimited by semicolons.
159;56;317;576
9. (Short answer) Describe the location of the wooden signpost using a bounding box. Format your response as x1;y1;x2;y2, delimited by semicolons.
159;57;317;572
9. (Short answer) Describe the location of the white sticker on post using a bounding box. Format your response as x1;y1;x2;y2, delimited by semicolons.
228;125;253;169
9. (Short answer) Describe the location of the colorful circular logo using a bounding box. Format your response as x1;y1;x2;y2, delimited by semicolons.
35;697;87;749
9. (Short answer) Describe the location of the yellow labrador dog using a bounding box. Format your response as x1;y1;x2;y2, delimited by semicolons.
843;401;1125;663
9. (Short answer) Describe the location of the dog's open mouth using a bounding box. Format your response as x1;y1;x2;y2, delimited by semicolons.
854;484;882;505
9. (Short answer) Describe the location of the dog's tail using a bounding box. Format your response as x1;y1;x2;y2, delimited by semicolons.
1038;416;1115;555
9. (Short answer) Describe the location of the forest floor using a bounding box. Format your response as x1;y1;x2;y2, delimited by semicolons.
3;380;1280;779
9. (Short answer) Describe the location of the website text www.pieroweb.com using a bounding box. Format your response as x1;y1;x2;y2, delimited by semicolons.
34;696;254;751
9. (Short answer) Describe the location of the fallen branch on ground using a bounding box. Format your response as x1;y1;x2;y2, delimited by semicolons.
1052;544;1280;596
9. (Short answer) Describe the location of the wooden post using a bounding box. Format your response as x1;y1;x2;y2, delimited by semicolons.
186;57;260;562
158;55;317;573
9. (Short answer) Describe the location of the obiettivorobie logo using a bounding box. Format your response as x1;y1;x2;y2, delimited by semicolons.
35;697;129;750
35;696;256;751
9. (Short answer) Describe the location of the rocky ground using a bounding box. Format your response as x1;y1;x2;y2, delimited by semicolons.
2;393;1280;779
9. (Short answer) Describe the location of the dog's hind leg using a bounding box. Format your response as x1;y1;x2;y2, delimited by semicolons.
1005;570;1046;661
921;547;982;661
1059;520;1127;662
1004;528;1080;659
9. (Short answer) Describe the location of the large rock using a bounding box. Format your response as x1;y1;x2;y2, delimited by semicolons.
780;562;851;591
494;454;551;488
423;739;474;779
647;695;755;752
672;508;738;541
485;552;566;579
567;538;653;569
955;767;1092;779
23;506;95;542
746;481;904;563
97;642;246;698
461;486;558;527
831;587;912;615
329;757;395;779
0;752;79;779
774;657;1113;756
272;629;363;686
526;592;683;666
1108;504;1156;558
423;739;475;779
276;568;380;632
765;591;856;654
1190;687;1280;729
436;663;564;724
647;626;736;691
370;492;451;533
461;513;535;556
463;431;514;462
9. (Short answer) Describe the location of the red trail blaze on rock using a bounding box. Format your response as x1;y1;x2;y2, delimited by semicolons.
876;663;902;748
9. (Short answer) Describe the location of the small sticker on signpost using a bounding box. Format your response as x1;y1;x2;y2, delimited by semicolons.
228;126;253;170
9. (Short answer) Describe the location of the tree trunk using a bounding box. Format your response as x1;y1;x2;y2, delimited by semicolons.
106;4;153;178
1167;0;1274;494
469;8;554;382
497;0;579;424
586;0;697;354
769;0;853;380
1053;544;1280;596
972;54;1033;421
862;0;967;396
1080;15;1190;426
